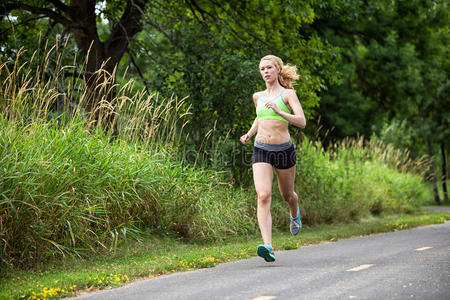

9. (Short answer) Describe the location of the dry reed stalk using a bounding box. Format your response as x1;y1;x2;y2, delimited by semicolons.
328;135;430;177
0;37;191;150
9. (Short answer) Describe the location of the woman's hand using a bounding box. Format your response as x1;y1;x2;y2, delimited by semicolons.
240;133;250;144
265;102;281;114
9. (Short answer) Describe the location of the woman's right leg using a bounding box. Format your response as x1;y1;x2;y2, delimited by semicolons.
252;162;274;245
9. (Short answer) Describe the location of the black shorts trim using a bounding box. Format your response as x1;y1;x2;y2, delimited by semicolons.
252;144;296;169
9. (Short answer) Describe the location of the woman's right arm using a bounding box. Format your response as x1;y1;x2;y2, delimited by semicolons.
240;118;258;144
240;93;259;144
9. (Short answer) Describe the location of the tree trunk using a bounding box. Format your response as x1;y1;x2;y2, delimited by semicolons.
442;143;448;202
67;0;146;130
7;0;147;129
427;138;441;205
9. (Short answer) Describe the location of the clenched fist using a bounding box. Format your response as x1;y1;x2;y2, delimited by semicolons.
240;133;250;144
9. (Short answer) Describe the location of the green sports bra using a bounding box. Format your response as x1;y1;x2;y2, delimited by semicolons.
256;89;292;124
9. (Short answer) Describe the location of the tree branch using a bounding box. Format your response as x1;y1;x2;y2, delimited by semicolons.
10;3;72;27
105;0;146;58
47;0;70;14
185;0;216;23
207;0;271;48
0;15;47;36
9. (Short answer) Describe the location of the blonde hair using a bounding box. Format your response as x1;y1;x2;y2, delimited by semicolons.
260;55;299;89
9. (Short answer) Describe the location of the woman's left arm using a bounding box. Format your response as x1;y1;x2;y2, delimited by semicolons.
277;89;306;128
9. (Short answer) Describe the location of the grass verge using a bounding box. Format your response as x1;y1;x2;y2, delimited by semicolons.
1;210;448;300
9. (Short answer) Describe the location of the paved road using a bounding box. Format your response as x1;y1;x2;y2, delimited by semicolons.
423;206;450;213
75;222;450;300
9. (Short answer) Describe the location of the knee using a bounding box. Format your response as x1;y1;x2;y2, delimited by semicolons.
257;190;271;205
281;191;297;203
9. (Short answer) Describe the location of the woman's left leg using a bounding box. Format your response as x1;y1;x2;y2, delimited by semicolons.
275;166;299;218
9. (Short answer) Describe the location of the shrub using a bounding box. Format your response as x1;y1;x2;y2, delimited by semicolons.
0;117;257;267
283;137;429;226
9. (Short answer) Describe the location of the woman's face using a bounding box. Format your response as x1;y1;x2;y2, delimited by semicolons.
259;59;279;83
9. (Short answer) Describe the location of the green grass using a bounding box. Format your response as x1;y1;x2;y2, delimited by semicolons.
437;180;450;205
0;116;258;268
289;137;430;226
421;181;450;206
1;210;448;300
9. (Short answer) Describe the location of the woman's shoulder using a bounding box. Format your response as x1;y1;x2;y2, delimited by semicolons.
281;88;300;105
283;88;297;96
253;91;264;98
252;91;264;101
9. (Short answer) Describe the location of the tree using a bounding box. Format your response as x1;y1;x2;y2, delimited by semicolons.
2;1;340;133
2;1;346;185
2;0;147;117
115;0;341;183
125;0;340;136
310;0;449;203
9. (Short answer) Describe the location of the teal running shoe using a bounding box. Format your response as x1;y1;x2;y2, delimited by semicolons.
290;207;302;235
257;243;275;262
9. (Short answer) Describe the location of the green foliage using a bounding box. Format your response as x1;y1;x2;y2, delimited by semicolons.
270;137;429;227
371;118;423;158
314;0;449;146
128;0;340;139
0;48;258;267
0;8;74;68
0;117;258;267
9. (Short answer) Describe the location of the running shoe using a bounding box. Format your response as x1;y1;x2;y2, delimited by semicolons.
257;243;275;262
290;207;302;235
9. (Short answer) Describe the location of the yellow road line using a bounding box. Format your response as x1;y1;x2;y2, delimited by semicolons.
347;264;375;272
414;246;432;251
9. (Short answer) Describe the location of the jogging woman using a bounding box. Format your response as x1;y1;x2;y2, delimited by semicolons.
240;55;306;262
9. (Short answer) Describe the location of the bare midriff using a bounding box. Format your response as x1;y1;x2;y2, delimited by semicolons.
255;119;290;144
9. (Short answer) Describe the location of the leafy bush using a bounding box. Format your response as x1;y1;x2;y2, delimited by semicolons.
0;117;257;267
282;138;427;226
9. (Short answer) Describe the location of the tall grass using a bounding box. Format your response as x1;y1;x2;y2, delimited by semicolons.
0;38;190;150
330;136;430;177
282;138;429;226
0;40;257;268
0;117;256;265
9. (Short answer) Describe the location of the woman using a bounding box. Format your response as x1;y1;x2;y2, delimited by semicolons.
240;55;306;262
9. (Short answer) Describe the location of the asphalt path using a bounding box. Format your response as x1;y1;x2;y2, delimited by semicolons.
74;221;450;300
